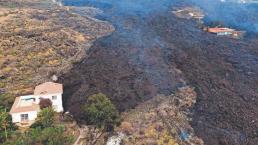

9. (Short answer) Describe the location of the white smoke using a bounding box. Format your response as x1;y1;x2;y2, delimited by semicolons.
51;0;63;6
220;0;258;3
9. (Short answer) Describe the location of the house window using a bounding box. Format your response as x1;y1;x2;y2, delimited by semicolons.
52;96;57;100
21;114;29;121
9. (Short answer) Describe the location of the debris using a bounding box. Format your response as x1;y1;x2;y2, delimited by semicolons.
106;133;125;145
51;75;58;81
207;27;246;39
180;130;189;141
172;6;205;21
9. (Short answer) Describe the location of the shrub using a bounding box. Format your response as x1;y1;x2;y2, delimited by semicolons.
0;93;14;110
31;108;54;129
27;126;73;145
120;121;133;135
3;126;74;145
39;98;52;109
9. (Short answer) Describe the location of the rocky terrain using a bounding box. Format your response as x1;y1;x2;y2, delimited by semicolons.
115;86;203;145
60;0;258;144
2;0;258;144
0;0;114;105
152;12;258;144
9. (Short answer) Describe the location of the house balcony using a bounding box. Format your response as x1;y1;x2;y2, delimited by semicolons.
16;120;35;128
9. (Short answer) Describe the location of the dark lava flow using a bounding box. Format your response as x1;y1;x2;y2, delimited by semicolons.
60;0;258;144
60;0;184;112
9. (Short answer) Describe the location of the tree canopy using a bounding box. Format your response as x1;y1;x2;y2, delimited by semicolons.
31;107;55;129
82;93;121;131
39;98;52;109
3;126;74;145
0;107;15;143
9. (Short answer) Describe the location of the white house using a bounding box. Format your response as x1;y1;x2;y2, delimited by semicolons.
10;82;64;126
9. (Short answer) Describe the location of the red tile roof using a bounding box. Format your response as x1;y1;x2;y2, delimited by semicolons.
10;97;40;114
34;82;63;95
208;27;235;33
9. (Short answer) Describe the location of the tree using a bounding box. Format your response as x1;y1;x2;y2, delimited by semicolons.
82;93;121;131
0;107;15;143
39;126;74;145
31;108;55;129
0;108;9;140
39;98;52;109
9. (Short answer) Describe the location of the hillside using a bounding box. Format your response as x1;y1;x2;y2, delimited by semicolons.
60;0;258;144
115;87;203;145
0;0;114;106
2;0;258;144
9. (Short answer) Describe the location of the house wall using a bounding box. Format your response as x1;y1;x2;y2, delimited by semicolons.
11;111;38;123
10;92;64;124
217;31;233;36
19;93;64;112
35;93;64;112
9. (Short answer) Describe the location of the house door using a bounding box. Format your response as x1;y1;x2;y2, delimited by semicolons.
21;114;29;121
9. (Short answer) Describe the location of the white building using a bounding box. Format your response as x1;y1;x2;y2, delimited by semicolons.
10;82;64;126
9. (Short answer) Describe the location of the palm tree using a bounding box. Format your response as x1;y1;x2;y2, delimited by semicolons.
0;108;9;140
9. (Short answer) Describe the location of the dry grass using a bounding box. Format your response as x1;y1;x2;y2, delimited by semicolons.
115;87;204;145
0;1;114;103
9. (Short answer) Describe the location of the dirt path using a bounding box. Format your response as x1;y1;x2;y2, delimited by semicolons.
73;128;84;145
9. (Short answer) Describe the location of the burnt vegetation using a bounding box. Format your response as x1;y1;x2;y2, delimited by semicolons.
60;0;258;144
